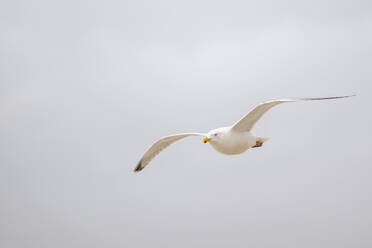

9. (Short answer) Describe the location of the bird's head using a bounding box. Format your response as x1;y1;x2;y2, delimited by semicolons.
203;127;227;144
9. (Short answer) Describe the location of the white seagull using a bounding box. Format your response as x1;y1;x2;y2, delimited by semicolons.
134;95;355;172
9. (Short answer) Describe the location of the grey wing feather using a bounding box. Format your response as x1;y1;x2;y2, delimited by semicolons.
231;95;355;132
134;133;205;172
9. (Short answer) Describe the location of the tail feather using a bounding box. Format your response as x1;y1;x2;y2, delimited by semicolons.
256;137;270;143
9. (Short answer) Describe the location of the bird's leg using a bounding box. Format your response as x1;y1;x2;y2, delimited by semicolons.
252;140;263;148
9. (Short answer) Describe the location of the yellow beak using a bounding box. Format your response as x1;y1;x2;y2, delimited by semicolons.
203;137;210;143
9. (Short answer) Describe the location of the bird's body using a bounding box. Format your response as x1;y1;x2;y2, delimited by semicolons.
206;127;258;155
134;95;355;172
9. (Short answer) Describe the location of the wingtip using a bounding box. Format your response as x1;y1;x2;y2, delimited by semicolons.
300;95;357;101
133;161;143;173
337;94;356;99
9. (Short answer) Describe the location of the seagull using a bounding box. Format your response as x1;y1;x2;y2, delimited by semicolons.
134;95;355;172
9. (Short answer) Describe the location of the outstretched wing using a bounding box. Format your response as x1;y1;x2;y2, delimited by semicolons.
231;95;355;132
134;133;206;172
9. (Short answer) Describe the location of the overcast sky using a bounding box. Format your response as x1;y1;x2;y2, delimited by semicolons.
1;0;372;247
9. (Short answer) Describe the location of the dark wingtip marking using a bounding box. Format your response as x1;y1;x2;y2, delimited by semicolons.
300;95;356;101
134;161;143;173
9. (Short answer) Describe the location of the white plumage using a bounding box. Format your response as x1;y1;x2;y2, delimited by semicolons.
134;95;355;172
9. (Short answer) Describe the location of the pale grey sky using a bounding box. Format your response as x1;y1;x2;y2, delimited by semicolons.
1;0;372;247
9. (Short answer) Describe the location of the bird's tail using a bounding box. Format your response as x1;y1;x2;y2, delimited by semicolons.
256;137;270;143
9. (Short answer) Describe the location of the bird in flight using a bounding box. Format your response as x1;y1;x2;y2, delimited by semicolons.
134;95;355;172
